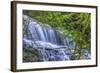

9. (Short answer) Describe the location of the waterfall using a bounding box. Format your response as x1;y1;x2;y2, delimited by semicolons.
23;15;76;61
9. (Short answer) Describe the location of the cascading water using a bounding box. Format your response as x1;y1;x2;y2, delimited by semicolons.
23;15;77;61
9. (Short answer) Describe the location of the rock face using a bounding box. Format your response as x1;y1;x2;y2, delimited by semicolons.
23;15;90;62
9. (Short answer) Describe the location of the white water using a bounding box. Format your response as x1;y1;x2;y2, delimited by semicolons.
23;15;76;61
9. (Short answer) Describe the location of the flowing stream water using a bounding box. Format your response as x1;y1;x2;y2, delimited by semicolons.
23;15;78;61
